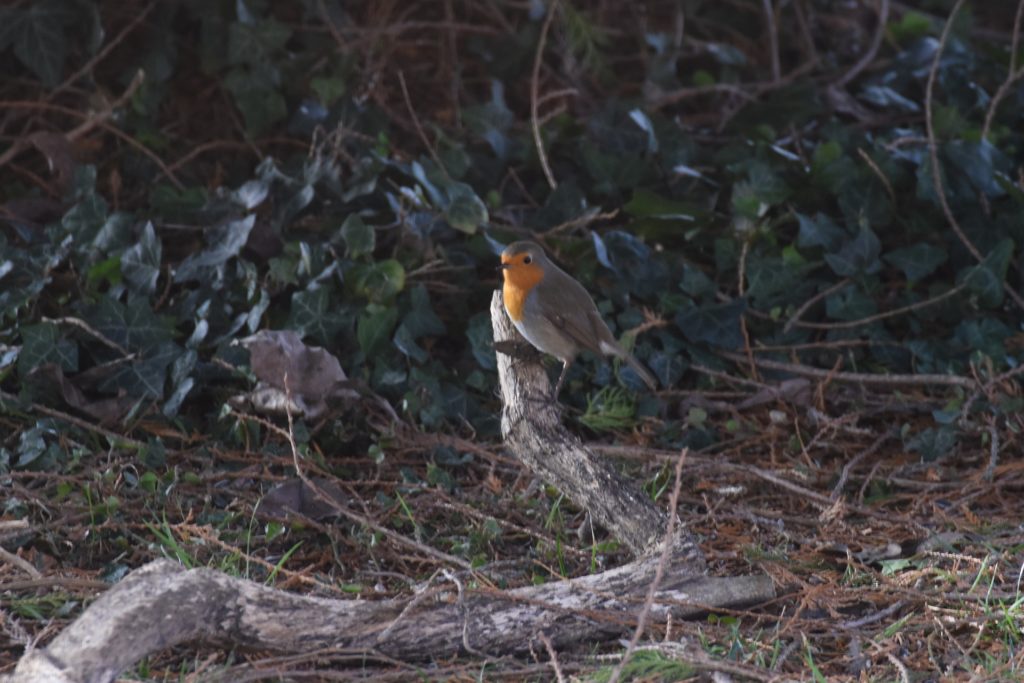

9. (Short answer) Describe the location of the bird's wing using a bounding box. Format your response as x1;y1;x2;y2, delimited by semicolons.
535;283;608;357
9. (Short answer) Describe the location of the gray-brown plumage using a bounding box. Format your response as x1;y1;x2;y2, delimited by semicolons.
500;240;658;396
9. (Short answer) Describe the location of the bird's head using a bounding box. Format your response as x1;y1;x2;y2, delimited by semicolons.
499;241;547;287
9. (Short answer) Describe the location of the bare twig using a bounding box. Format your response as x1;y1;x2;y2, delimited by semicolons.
539;631;566;683
649;82;757;109
0;390;151;451
0;546;41;579
531;0;560;190
857;146;895;202
719;350;976;389
883;650;911;683
762;0;781;82
397;70;447;178
738;240;759;381
0;71;156;182
42;316;133;357
981;0;1024;140
837;600;906;630
984;420;1000;482
607;448;688;683
831;429;894;501
47;2;157;101
783;279;851;333
834;0;890;87
788;282;968;331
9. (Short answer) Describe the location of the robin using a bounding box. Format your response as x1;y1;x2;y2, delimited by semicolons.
499;240;658;396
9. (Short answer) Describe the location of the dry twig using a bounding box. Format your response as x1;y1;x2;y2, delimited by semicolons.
531;0;561;190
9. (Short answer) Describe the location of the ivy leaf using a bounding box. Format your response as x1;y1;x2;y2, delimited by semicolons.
954;318;1012;361
465;312;496;371
164;350;197;418
286;288;347;345
796;212;845;252
444;182;488;234
62;193;109;244
824;226;882;277
592;230;668;298
18;323;78;376
402;286;445;339
393;324;428;363
825;285;878;321
675;299;746;349
393;287;445;363
173;215;255;283
906;426;956;463
945;140;1006;198
884;243;947;281
8;0;71;87
223;68;287;136
463;80;514;159
859;85;920;112
87;297;172;352
353;260;405;303
957;239;1013;309
227;19;291;66
340;214;375;258
358;304;399;358
121;222;162;295
98;340;182;399
648;350;687;388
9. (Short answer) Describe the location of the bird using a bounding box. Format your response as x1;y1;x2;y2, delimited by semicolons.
499;240;658;397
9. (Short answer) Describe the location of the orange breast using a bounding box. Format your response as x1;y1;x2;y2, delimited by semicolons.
502;263;544;321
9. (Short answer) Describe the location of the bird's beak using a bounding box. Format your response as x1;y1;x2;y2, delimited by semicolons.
497;263;510;272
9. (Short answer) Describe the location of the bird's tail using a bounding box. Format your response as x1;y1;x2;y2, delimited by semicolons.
622;352;658;391
599;338;659;391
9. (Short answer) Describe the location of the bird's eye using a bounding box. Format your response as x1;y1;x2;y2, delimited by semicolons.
523;255;533;264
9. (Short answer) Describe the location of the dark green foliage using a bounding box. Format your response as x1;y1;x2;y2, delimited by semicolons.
0;0;1020;475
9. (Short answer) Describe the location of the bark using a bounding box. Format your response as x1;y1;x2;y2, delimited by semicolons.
8;558;773;683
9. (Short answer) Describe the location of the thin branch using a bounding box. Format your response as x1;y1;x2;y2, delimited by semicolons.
783;279;851;333
788;281;967;331
830;429;895;501
539;632;566;683
834;0;890;88
531;0;560;190
0;71;160;183
981;0;1024;140
717;351;977;389
738;240;759;381
762;0;781;82
857;146;895;202
607;448;688;683
397;70;447;178
649;82;757;109
0;546;41;579
0;390;151;451
42;316;133;357
46;2;157;101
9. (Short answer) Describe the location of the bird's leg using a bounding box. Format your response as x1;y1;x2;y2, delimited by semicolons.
552;359;572;399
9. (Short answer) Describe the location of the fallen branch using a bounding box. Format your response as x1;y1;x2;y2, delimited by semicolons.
7;557;772;683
